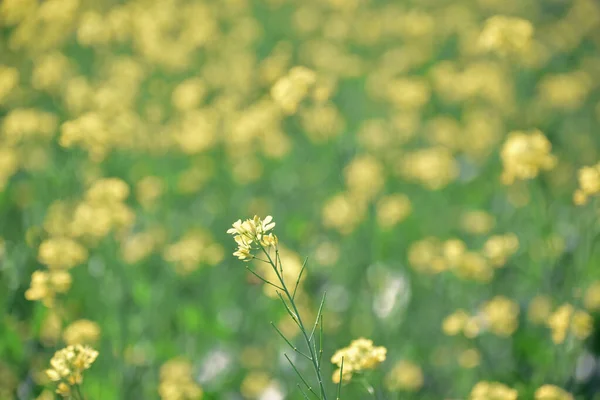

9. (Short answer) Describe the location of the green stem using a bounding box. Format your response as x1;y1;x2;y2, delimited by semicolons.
261;245;329;400
74;384;84;400
360;376;375;397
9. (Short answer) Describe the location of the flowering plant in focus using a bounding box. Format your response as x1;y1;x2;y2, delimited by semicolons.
227;215;278;261
228;215;345;399
45;344;98;399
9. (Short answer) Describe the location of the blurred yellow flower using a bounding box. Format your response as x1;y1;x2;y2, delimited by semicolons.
409;237;447;274
470;381;518;400
38;238;88;270
331;338;387;384
399;147;459;190
164;231;224;274
442;309;470;336
573;162;600;205
0;65;19;103
322;193;365;235
121;229;165;264
387;78;430;110
345;155;385;202
63;319;101;346
500;129;557;184
0;147;19;189
481;296;520;337
159;358;203;400
538;72;591;111
240;371;271;399
300;103;345;143
528;295;553;324
546;304;592;344
2;109;58;144
584;281;600;311
482;234;519;267
534;384;573;400
460;211;496;235
171;78;206;111
376;194;412;229
271;66;316;114
458;348;481;369
239;346;268;369
25;270;72;307
385;360;423;392
454;252;493;283
136;176;164;210
478;16;534;56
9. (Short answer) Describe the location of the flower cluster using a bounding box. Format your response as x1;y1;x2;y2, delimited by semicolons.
26;177;134;308
478;16;534;56
24;270;72;307
534;384;573;400
384;360;423;392
469;381;518;400
409;234;519;283
480;296;520;337
443;296;520;338
331;338;387;384
163;231;224;274
62;320;101;346
573;161;600;205
500;129;557;184
46;345;98;397
158;358;203;400
270;66;317;114
37;237;88;270
227;215;277;261
546;303;592;344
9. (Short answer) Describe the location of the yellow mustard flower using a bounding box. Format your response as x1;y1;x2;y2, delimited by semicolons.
546;304;593;344
38;238;88;270
25;270;72;307
480;296;520;337
227;215;277;261
46;345;98;397
63;319;101;346
385;360;423;392
159;358;203;400
573;162;600;205
470;381;518;400
271;66;316;114
534;384;573;400
331;338;387;384
500;129;556;185
478;16;534;56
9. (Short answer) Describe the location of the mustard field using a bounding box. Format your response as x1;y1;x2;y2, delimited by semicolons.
1;0;600;399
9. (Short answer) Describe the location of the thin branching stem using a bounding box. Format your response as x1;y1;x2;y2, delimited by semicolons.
276;291;299;325
276;247;284;276
271;322;313;362
74;384;85;400
298;383;312;400
309;292;326;342
285;353;320;400
292;257;308;300
245;266;284;291
261;245;329;400
319;314;324;367
336;357;344;400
